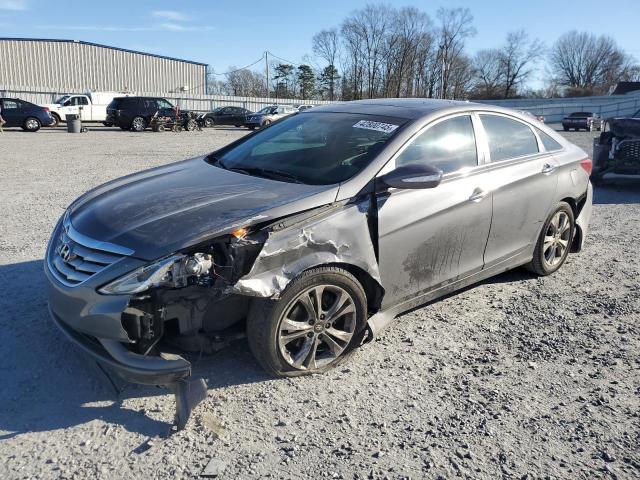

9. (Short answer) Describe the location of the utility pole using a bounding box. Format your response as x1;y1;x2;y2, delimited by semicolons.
265;51;269;99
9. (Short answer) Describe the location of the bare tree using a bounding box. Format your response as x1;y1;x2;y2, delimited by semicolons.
499;30;543;98
471;49;503;99
312;28;340;100
435;7;476;98
550;31;639;95
225;68;266;97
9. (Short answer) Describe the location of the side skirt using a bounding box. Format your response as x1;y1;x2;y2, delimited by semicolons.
365;252;531;338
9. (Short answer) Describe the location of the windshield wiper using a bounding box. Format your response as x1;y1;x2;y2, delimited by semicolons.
229;166;304;184
207;155;228;170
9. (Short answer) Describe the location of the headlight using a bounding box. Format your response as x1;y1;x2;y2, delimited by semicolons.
99;253;213;295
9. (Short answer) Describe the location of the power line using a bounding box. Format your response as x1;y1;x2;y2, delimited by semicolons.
267;51;304;67
207;56;265;76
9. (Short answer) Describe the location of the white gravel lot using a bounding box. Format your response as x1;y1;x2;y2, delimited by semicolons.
0;124;638;480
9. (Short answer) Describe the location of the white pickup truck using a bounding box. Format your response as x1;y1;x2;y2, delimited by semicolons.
42;91;130;126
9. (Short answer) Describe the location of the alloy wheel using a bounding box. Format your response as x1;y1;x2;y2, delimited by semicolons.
543;211;571;268
26;118;39;130
277;284;357;371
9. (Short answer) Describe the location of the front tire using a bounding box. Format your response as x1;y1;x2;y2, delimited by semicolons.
527;202;575;276
247;267;367;377
204;117;214;128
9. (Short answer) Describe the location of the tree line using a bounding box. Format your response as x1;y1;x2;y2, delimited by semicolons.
207;4;640;101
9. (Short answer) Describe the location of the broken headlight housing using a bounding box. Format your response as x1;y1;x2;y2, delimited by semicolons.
99;253;214;295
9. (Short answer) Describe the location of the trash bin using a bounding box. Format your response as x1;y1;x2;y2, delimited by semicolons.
65;114;81;133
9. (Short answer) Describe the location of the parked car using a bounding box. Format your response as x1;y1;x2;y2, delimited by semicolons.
297;104;315;112
245;105;298;129
562;111;603;131
45;99;593;428
592;108;640;184
41;91;130;127
106;96;177;131
0;97;54;131
200;106;251;127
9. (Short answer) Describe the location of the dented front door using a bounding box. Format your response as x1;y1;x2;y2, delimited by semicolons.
376;173;493;308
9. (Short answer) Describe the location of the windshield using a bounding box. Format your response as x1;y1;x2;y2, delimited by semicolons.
256;106;276;115
209;112;407;185
55;96;70;104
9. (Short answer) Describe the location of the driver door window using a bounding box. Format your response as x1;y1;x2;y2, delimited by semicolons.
395;115;478;174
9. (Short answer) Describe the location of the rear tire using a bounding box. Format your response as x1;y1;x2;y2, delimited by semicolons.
131;116;146;132
50;113;60;128
247;267;367;378
23;117;41;132
526;202;575;276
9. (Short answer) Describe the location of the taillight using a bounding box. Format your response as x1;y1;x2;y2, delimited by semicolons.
42;107;50;113
580;158;592;176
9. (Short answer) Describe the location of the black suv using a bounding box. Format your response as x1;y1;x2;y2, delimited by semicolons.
106;96;176;131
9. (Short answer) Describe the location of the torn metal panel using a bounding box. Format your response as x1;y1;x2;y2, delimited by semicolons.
234;201;381;298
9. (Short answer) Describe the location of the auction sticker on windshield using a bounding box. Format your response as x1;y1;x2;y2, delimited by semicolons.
353;120;399;134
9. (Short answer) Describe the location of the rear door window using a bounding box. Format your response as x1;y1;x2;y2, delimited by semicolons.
395;115;478;174
2;99;20;110
479;114;539;162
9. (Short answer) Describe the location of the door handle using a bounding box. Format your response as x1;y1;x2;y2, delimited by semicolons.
541;163;556;174
468;188;489;202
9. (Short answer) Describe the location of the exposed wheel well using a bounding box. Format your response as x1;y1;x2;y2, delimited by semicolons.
304;262;384;315
561;196;586;253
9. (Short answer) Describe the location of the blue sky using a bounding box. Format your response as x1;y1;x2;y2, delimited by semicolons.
1;0;638;86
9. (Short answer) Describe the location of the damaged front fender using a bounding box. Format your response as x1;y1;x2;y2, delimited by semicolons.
233;201;383;299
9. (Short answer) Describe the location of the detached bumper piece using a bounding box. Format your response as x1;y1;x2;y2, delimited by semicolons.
50;307;206;429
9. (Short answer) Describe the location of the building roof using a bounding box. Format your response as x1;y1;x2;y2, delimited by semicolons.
0;38;207;66
611;82;640;96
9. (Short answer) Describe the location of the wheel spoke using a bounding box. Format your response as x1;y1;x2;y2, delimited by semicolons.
281;317;313;332
543;235;555;250
322;333;346;357
297;291;320;321
550;214;559;233
325;327;352;343
292;337;315;368
280;330;311;344
325;290;355;322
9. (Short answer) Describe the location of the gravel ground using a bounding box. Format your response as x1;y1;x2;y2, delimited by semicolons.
0;124;638;480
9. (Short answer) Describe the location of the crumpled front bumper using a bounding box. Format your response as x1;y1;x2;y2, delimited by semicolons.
44;236;191;386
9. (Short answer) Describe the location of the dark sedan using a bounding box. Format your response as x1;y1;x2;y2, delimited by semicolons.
201;106;250;127
562;111;603;131
0;97;55;131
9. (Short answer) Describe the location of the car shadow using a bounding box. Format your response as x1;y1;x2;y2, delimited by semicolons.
0;259;269;440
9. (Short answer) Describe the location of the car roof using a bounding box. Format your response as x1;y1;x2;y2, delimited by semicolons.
309;98;485;119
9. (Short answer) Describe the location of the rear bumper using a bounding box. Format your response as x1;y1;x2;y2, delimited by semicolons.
574;182;593;252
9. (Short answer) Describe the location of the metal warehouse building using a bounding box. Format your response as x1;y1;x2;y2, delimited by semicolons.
0;38;208;95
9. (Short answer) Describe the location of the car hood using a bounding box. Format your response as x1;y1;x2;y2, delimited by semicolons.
69;157;338;260
607;117;640;139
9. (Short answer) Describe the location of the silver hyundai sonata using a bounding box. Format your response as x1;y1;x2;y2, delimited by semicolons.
45;99;593;426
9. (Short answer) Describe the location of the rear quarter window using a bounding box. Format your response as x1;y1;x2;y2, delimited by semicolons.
536;129;563;152
480;114;539;162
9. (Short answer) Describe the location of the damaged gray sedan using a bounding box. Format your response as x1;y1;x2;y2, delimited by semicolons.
45;99;593;427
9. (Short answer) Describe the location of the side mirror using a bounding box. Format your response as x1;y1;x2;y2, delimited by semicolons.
380;164;443;190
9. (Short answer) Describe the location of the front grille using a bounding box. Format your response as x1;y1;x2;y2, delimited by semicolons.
49;220;133;286
617;140;640;163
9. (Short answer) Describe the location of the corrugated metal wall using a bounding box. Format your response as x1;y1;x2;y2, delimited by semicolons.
0;39;207;94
